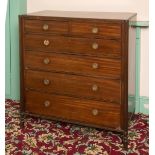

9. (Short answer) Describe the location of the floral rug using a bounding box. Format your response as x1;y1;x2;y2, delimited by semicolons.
5;99;149;155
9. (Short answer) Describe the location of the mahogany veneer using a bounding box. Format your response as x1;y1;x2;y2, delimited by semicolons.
19;10;137;149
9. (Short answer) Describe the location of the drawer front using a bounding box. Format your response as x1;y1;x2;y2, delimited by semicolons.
25;90;121;129
70;21;121;38
24;19;68;34
24;51;121;79
25;70;121;103
24;34;121;58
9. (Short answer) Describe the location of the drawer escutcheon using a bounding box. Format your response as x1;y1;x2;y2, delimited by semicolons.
43;24;49;31
92;27;99;34
92;63;99;69
43;79;50;85
92;109;99;116
43;40;50;46
92;84;98;91
43;58;50;64
44;100;51;107
92;43;98;50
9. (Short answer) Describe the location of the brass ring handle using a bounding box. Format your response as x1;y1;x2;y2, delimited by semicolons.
92;109;99;116
92;84;98;91
44;100;50;107
92;27;98;34
92;63;99;69
43;40;50;46
92;43;98;50
43;58;50;64
43;24;49;31
43;79;50;85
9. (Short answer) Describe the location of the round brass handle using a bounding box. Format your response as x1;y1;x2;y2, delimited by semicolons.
92;109;99;116
92;63;99;69
92;43;98;50
43;79;50;85
43;40;50;46
44;100;50;107
43;24;49;31
43;58;50;64
92;27;98;34
92;84;98;91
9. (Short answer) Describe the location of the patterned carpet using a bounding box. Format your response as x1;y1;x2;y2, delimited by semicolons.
5;99;149;155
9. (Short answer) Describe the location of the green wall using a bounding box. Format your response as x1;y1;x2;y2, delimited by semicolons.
5;0;27;99
5;2;149;114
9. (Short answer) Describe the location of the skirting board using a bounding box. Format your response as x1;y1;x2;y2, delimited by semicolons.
139;96;149;115
129;96;149;115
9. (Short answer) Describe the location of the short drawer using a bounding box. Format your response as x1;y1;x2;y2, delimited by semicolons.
24;34;121;58
25;70;121;103
24;19;68;34
70;21;121;38
24;51;121;79
25;90;121;129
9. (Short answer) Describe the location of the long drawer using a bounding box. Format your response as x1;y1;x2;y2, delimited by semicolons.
24;51;121;79
25;70;121;103
24;34;121;58
25;90;121;129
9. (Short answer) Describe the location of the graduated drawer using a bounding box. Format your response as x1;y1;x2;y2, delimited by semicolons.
70;21;121;39
24;34;121;58
24;51;121;79
25;70;121;103
25;90;121;129
24;19;68;34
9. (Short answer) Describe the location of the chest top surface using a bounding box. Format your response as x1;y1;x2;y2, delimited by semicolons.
25;10;136;20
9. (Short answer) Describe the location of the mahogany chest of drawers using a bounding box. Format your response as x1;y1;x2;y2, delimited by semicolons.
19;10;137;149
